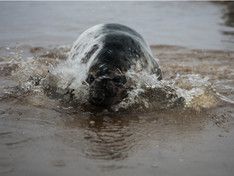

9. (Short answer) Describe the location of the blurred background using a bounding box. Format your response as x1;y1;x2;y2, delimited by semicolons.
0;1;234;50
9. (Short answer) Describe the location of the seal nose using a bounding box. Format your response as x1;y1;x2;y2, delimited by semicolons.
89;82;106;105
91;93;105;104
89;77;115;106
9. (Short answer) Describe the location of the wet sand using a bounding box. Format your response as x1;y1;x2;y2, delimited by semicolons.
0;45;234;176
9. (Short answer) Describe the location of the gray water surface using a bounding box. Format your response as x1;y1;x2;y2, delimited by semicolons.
0;1;234;50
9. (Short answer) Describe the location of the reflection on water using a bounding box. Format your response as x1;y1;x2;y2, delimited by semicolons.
1;97;223;174
59;109;209;161
79;115;135;160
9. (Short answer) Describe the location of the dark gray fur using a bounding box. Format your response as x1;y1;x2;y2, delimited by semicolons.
70;23;162;106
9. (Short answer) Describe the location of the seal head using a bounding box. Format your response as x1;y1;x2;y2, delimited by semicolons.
69;23;162;107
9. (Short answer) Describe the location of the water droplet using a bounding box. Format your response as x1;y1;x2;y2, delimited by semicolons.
89;120;95;125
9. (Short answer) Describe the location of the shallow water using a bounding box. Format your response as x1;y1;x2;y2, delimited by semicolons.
0;2;234;176
0;44;234;176
0;2;234;50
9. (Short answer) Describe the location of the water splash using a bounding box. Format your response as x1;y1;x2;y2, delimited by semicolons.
10;46;220;112
112;71;218;112
174;74;218;110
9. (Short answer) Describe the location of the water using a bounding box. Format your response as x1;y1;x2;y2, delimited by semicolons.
0;2;234;50
0;2;234;176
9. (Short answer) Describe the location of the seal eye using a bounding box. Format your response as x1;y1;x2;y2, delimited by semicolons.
112;76;127;85
87;74;95;84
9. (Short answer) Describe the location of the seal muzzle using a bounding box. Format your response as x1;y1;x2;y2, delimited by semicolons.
88;74;127;106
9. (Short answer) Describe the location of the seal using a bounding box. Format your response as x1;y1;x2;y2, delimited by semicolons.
69;23;162;106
